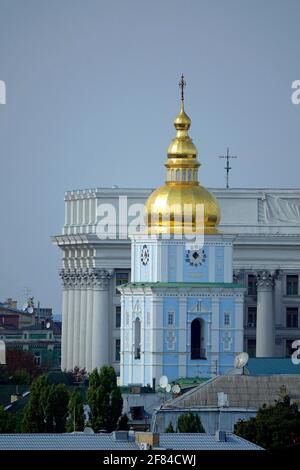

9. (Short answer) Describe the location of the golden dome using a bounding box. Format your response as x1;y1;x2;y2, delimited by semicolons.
145;76;220;235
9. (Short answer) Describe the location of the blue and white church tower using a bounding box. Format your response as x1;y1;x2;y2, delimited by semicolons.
119;78;245;386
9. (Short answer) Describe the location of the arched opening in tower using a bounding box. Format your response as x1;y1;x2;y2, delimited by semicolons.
191;318;206;359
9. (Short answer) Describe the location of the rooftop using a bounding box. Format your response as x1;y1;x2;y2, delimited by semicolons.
161;374;300;410
0;432;262;451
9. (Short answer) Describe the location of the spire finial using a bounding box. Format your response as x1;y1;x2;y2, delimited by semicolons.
179;74;186;101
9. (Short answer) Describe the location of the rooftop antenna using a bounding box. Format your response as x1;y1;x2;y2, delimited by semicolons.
219;147;237;189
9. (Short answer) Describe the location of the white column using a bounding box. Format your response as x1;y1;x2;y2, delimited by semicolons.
60;269;69;371
211;297;220;375
85;275;94;372
72;271;81;368
79;271;87;368
67;271;75;370
256;271;275;357
91;269;111;370
152;298;164;385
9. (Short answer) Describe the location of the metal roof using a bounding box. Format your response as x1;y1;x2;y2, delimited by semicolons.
246;358;300;375
0;432;262;451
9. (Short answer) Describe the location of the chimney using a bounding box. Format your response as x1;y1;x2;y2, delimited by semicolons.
215;430;227;442
10;393;22;404
135;432;160;449
5;298;17;309
112;431;129;441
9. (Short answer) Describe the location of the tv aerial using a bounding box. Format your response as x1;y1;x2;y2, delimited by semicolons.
234;352;249;374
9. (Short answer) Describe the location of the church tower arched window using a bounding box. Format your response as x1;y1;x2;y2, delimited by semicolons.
191;318;206;359
134;317;141;359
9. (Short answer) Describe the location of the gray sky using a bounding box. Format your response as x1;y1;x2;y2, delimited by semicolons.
0;0;299;314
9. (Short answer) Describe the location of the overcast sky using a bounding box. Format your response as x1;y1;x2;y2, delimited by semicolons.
0;0;299;314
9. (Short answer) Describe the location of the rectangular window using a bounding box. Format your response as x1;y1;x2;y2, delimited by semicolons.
224;312;231;327
168;312;174;326
286;275;298;296
115;339;121;362
247;339;256;358
286;307;298;328
116;306;121;328
247;274;257;296
247;307;257;327
115;271;130;294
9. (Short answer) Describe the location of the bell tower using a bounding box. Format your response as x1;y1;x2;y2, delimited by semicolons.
119;77;245;386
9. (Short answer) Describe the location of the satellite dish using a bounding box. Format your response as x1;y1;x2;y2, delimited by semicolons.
159;375;168;389
166;384;171;393
27;307;34;314
22;303;28;311
140;442;150;450
172;384;181;395
45;321;51;329
234;352;249;369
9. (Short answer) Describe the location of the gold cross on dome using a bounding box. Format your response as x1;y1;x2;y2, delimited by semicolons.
179;74;186;101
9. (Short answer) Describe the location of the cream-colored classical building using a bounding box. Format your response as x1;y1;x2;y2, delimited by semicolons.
53;186;300;373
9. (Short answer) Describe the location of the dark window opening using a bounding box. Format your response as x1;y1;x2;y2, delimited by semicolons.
191;318;206;359
115;339;120;362
130;406;144;420
134;317;141;359
115;271;130;294
248;274;257;296
247;339;256;358
286;307;298;328
116;306;121;328
247;307;257;327
286;275;298;296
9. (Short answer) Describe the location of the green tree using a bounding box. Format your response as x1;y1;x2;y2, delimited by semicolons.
43;384;70;433
165;422;175;433
12;368;30;385
177;413;205;433
116;413;129;431
0;406;15;433
22;375;70;433
66;390;85;432
110;387;123;431
22;375;48;432
87;366;123;432
235;393;300;450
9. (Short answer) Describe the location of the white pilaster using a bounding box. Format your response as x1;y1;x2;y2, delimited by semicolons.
178;297;187;377
211;297;220;374
208;245;215;282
